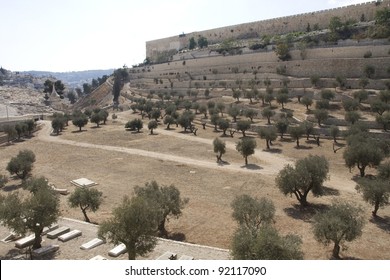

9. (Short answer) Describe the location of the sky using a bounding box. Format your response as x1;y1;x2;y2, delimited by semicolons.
0;0;370;72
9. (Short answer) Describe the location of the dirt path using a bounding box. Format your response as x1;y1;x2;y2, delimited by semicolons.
37;120;356;192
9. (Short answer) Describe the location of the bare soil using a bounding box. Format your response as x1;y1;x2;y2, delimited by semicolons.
0;106;389;260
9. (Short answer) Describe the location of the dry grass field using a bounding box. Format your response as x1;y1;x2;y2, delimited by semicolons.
0;101;389;260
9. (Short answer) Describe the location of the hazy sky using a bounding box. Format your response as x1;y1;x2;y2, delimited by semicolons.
0;0;369;72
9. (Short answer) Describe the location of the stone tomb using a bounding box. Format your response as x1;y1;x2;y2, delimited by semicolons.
70;178;98;188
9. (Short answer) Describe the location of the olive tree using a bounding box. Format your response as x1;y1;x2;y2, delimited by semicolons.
236;137;257;165
231;195;275;233
134;181;189;237
0;176;60;251
231;226;303;260
258;126;277;149
72;111;89;131
313;200;365;259
343;134;383;177
213;137;226;163
68;187;103;223
236;120;251;137
125;118;143;132
275;155;329;206
148;120;158;134
355;177;390;217
6;149;36;180
98;196;158;260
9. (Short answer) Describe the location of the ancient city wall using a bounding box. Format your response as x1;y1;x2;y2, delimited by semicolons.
146;0;390;60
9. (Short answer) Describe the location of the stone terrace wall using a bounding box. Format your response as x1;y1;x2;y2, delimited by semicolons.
131;45;390;94
146;0;390;60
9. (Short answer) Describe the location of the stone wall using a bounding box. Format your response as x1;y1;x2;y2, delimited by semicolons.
146;0;390;60
131;44;390;95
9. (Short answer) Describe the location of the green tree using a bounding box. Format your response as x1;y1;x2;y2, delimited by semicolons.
228;105;240;122
356;177;390;217
134;181;188;237
90;112;102;127
177;111;195;132
288;125;305;148
343;134;383;177
329;125;340;143
321;89;335;101
51;117;64;135
370;99;389;115
342;99;360;111
98;196;158;260
232;88;242;102
301;121;314;140
213;137;226;163
125;118;143;132
314;109;329;126
113;67;129;102
276;92;289;109
236;120;251;137
275;119;289;139
189;37;197;49
24;119;36;137
275;42;290;61
275;155;329;206
163;115;176;130
72;111;89;131
148;120;158;134
313;200;365;259
0;176;59;251
364;65;376;79
231;195;275;233
6;149;35;180
197;36;208;48
376;112;390;131
353;90;369;104
3;125;16;143
261;108;275;125
68;187;103;223
345;111;361;125
301;96;313;111
258;126;277;150
244;108;257;122
236;137;257;165
232;226;303;260
218;118;230;136
379;90;390;103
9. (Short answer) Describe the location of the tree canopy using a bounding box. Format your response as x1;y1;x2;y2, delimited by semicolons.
236;137;257;165
68;187;103;223
98;196;158;260
275;155;329;206
134;181;189;237
0;176;60;251
312;200;365;259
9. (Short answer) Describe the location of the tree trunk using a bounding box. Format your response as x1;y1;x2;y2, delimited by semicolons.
158;219;168;238
373;202;380;217
332;242;341;259
81;207;90;223
245;156;248;165
32;229;43;250
296;138;300;148
358;166;365;177
127;245;136;260
266;140;270;149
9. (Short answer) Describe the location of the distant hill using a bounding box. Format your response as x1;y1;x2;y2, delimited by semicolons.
22;69;114;88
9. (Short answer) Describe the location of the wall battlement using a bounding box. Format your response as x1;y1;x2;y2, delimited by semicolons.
146;0;390;61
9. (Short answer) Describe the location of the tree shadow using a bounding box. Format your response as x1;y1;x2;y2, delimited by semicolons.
283;203;330;222
71;130;86;133
1;248;24;260
241;164;262;170
370;215;390;232
2;183;22;192
217;160;230;166
90;126;101;129
167;232;186;242
294;145;313;150
263;148;282;154
149;133;159;136
318;186;340;196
